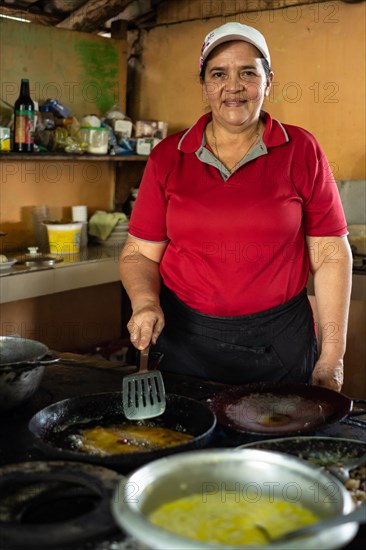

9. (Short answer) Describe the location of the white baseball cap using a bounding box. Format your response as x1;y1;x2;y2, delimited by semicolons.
200;22;271;71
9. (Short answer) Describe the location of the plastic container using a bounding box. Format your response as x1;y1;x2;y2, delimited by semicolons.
0;127;11;151
39;105;55;130
31;205;50;252
80;127;109;154
71;205;88;222
44;222;82;255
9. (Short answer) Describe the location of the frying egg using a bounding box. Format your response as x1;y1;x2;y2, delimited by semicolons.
69;423;193;455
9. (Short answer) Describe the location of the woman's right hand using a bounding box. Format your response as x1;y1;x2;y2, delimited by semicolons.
120;236;168;350
127;303;165;350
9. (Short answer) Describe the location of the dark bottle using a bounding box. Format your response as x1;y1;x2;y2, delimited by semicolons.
13;79;34;152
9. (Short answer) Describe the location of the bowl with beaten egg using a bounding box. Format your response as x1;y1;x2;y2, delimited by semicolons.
112;448;358;549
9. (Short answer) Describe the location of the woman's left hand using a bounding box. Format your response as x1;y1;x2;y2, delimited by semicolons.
311;359;344;392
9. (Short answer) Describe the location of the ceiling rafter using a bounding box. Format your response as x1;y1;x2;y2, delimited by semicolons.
1;1;359;34
56;0;137;31
0;4;59;26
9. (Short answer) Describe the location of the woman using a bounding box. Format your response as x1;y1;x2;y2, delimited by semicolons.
120;22;352;391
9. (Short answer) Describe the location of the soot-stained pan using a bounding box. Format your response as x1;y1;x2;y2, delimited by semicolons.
28;392;217;473
238;436;366;466
209;383;364;436
237;436;366;508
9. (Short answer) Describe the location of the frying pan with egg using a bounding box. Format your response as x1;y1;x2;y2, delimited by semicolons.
28;392;216;473
209;383;365;436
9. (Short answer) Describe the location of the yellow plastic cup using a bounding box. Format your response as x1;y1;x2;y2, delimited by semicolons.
45;222;82;255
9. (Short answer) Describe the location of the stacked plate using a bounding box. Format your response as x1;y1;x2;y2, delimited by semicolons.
0;259;17;270
94;220;129;247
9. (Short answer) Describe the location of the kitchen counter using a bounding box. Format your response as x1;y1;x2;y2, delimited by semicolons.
2;249;365;304
0;354;365;549
0;245;121;303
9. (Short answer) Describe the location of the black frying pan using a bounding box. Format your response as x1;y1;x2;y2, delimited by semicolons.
28;393;216;472
209;383;363;436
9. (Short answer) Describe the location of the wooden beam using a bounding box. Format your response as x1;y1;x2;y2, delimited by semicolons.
111;19;128;39
56;0;136;32
157;0;331;25
0;5;59;26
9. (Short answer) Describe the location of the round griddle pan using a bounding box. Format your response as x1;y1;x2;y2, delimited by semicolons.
209;383;363;436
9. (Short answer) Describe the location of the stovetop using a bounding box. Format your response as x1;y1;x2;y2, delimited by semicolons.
0;355;365;550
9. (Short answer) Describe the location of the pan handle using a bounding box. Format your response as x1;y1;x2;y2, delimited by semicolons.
349;399;366;417
37;351;60;366
12;351;60;370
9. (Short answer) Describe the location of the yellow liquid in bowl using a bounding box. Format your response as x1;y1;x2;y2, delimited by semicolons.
149;492;318;546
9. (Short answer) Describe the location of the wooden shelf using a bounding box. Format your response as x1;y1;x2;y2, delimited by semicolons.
0;153;148;162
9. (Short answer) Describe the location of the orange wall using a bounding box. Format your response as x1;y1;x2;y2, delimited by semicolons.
131;1;365;180
0;160;115;252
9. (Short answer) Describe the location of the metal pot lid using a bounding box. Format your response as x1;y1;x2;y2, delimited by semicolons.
15;255;63;266
0;336;49;367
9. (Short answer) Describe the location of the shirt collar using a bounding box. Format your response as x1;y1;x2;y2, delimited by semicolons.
177;111;289;154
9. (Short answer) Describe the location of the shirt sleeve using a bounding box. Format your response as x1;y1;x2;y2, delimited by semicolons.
292;131;348;236
128;154;169;242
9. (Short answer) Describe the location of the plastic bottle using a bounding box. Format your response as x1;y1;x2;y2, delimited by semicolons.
39;105;55;130
13;78;34;152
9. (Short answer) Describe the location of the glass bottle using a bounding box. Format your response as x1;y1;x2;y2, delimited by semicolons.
13;79;34;152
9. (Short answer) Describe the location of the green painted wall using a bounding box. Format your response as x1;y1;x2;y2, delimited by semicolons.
0;19;127;120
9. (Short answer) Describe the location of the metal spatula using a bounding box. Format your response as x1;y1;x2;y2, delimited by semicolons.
122;346;166;420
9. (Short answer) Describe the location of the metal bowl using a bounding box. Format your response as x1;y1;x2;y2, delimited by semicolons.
112;448;358;549
0;336;59;411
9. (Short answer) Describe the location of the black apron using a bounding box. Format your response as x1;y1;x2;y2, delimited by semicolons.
154;285;318;385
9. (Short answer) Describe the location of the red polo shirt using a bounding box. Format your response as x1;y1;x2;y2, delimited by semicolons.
129;112;347;316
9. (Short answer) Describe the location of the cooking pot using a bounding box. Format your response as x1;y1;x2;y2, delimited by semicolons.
208;382;364;436
111;448;358;549
0;336;59;411
28;392;216;472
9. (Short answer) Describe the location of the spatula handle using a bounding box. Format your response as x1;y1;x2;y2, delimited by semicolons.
139;346;150;373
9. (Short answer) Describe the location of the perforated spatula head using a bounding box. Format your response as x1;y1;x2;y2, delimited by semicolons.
122;346;166;420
